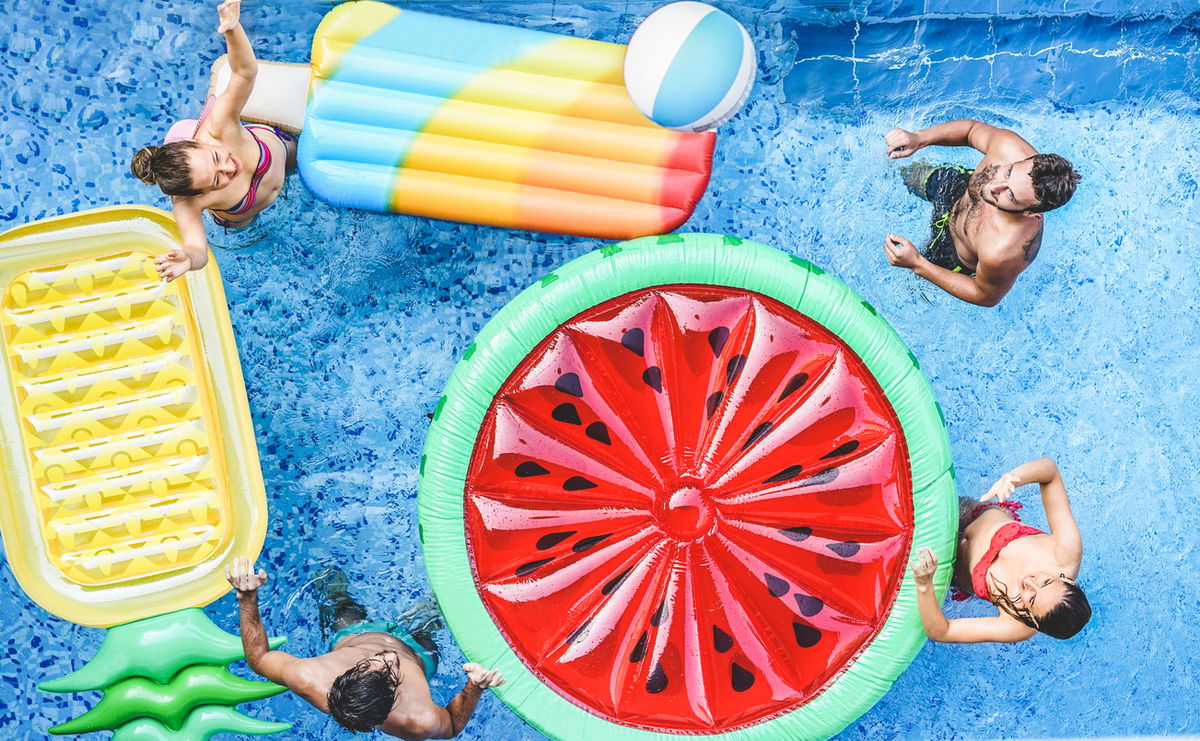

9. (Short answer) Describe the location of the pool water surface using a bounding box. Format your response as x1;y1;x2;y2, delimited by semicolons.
1;1;1198;738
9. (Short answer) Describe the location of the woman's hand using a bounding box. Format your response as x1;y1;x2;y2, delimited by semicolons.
217;0;241;34
910;546;937;592
154;247;194;282
226;555;269;595
982;471;1022;502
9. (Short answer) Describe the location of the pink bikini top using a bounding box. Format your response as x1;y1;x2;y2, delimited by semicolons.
970;522;1045;602
209;125;276;225
163;97;291;227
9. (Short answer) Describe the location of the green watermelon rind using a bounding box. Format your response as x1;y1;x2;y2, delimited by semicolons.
418;234;956;741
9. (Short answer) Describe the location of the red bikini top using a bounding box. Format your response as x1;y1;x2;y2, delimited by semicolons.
970;522;1045;602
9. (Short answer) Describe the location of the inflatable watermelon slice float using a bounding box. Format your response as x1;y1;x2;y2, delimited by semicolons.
420;234;956;740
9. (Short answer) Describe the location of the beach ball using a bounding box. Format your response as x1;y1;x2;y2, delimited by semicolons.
624;2;755;132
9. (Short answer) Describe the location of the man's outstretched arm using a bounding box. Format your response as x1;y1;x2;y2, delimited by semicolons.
885;119;1036;159
384;663;506;740
884;234;1017;307
226;556;301;685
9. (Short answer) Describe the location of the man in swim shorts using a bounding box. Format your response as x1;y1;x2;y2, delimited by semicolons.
882;119;1081;306
226;556;505;738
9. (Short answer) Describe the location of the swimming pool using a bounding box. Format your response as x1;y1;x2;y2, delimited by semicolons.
1;0;1198;738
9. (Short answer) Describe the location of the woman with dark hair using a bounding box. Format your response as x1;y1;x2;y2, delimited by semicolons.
911;457;1090;643
130;0;296;282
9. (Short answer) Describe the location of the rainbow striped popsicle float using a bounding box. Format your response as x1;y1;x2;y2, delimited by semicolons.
300;2;716;240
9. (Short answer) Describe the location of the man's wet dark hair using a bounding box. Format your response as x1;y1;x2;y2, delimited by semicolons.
327;655;402;732
1035;581;1092;640
1024;153;1081;213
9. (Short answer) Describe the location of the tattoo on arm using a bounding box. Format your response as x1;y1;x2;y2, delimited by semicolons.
1022;232;1042;262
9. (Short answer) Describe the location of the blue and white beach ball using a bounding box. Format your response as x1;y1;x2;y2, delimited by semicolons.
624;2;755;132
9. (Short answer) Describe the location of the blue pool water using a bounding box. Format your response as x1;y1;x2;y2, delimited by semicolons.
2;0;1199;738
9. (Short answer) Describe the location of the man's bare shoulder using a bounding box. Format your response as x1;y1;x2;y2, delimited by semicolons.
379;703;448;740
971;126;1038;181
978;219;1043;271
977;127;1038;166
278;653;354;711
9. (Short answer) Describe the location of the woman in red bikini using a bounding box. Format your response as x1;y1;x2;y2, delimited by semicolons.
911;457;1090;643
130;0;296;282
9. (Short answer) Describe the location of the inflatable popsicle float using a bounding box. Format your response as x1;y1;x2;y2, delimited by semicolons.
204;0;717;240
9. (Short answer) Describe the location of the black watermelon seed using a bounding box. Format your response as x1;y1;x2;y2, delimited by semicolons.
793;622;822;648
516;558;554;577
764;572;789;598
705;390;724;419
795;594;823;617
630;631;648;662
555;372;584;397
585;422;611;445
742;421;773;450
725;354;748;384
827;541;861;558
650;600;668;627
572;533;611;553
602;567;633;595
708;326;730;356
515;461;550;477
781;526;812;542
643;366;663;392
536;531;577;550
800;468;839;487
821;440;860;459
646;662;668;694
764;464;804;484
622;328;645;357
731;663;755;692
563;476;597;491
552;403;581;425
713;626;733;653
778;373;810;402
567;619;591;644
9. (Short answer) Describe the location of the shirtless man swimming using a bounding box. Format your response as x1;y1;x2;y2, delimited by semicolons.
227;556;504;739
882;119;1081;307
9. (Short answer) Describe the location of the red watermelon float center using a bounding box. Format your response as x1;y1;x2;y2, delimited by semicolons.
465;285;913;733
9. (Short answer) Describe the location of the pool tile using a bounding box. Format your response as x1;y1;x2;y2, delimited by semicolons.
785;20;857;60
783;57;859;106
1052;50;1124;106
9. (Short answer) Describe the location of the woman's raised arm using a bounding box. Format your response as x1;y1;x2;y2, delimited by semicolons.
203;1;257;139
987;457;1082;565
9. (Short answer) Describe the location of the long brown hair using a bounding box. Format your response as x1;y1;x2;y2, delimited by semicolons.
130;141;202;197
